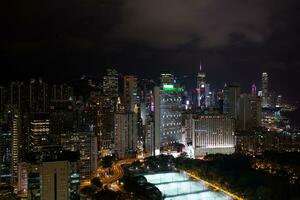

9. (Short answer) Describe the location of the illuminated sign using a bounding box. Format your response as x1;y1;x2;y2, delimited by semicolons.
163;84;174;90
162;84;183;92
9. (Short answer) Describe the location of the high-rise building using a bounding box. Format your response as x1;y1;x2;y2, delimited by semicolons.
49;100;75;145
102;69;119;99
29;78;49;112
99;69;119;150
261;72;268;108
123;75;138;112
144;116;155;156
61;132;97;183
154;76;183;153
114;112;138;158
160;73;175;86
196;64;206;108
10;82;27;111
225;84;240;119
23;148;80;200
237;94;262;130
0;105;22;184
29;113;50;151
51;84;74;101
184;114;235;157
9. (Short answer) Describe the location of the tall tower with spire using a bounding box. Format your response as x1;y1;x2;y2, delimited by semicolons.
197;62;206;108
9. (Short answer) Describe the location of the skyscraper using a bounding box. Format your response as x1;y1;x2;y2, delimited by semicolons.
61;131;97;183
29;112;50;151
114;112;138;158
102;69;119;99
123;75;138;112
237;94;262;130
0;105;22;184
10;82;27;111
261;72;268;108
197;63;206;108
154;74;183;153
98;69;119;150
51;84;74;101
29;78;49;113
224;84;240;119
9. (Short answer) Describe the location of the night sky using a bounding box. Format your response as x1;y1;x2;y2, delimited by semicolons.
1;0;300;100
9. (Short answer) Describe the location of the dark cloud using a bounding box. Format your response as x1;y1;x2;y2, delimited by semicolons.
0;0;300;99
116;0;271;48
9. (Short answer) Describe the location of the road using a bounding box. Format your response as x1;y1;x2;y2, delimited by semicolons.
101;158;136;185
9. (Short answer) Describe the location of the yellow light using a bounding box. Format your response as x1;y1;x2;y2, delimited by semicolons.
186;171;244;200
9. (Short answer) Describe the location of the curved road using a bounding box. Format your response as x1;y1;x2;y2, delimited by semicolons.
101;158;136;185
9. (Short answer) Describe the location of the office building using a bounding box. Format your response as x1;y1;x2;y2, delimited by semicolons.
224;84;240;119
23;149;80;200
0;105;22;184
29;113;50;151
114;112;138;158
9;82;27;111
123;75;138;112
29;78;49;112
154;76;183;153
61;132;97;183
237;94;262;130
49;100;75;145
98;69;119;150
160;73;175;86
184;114;235;157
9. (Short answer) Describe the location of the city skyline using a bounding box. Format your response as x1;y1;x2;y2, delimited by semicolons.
1;1;300;199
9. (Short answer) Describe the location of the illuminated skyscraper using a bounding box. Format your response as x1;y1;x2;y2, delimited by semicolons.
0;105;22;184
154;74;183;153
29;113;50;151
197;63;206;108
10;82;27;111
102;69;119;99
261;72;268;108
99;69;119;150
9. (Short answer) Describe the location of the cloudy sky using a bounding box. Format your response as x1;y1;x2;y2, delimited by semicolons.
1;0;300;99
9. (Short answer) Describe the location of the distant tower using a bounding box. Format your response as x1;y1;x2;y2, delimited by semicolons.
197;62;206;108
251;83;257;97
261;72;268;107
